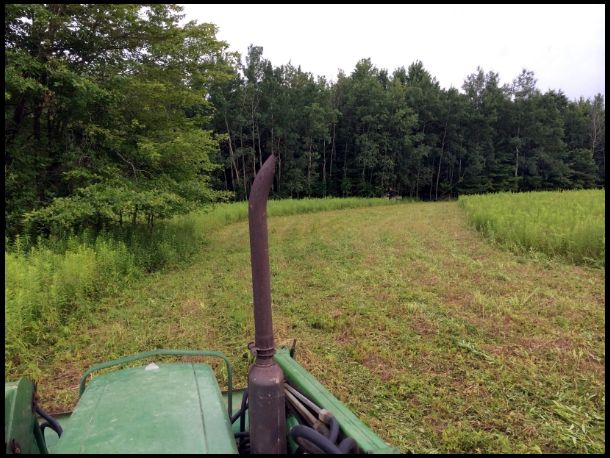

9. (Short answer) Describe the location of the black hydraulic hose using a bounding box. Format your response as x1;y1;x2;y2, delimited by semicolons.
328;416;340;444
230;390;248;426
35;406;63;437
239;390;248;433
338;437;357;454
237;391;249;450
230;410;240;424
290;424;343;454
40;422;54;436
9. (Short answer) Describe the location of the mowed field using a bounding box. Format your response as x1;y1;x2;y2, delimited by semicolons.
29;199;605;453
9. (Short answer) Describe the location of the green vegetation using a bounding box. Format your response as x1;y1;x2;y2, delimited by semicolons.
5;4;235;238
212;50;604;201
177;196;406;233
459;189;605;265
8;202;603;453
4;4;605;454
5;5;605;242
5;198;399;378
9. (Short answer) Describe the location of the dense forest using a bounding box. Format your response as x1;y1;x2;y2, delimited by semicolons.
5;4;605;238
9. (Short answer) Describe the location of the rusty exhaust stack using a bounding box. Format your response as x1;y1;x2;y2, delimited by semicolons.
247;154;287;454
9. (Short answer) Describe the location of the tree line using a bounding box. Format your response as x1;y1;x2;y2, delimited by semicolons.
212;47;604;201
5;4;605;237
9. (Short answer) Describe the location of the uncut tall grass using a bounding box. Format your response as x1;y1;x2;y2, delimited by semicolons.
459;189;605;265
176;197;405;233
5;197;401;377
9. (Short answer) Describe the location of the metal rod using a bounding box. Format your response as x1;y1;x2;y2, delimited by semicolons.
285;383;321;415
285;389;318;427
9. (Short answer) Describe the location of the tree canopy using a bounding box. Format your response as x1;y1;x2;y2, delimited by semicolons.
5;4;605;238
5;4;233;236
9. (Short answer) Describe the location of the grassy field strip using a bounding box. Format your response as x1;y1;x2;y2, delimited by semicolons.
5;198;402;379
174;197;406;234
459;189;605;265
25;201;604;453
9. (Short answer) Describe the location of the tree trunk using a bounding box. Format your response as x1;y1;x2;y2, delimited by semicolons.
33;101;43;141
271;126;274;155
322;137;327;196
242;154;247;198
251;116;258;176
591;105;604;169
10;96;27;140
239;132;247;197
435;122;447;200
343;142;348;197
429;158;434;201
46;102;53;145
514;124;520;178
224;114;240;193
448;158;454;197
277;137;282;193
256;122;263;168
330;123;336;180
307;140;312;196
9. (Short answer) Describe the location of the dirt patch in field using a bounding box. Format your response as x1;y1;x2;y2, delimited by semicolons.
363;353;395;382
518;336;574;351
410;316;438;336
336;328;355;345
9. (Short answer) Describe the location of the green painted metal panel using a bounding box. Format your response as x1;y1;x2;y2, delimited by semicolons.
53;363;237;454
45;390;246;451
36;353;401;453
286;414;300;453
5;379;44;454
275;347;401;454
78;349;234;417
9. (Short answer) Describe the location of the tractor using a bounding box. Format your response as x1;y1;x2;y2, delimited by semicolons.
5;155;399;454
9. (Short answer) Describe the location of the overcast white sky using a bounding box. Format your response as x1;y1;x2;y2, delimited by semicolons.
179;4;604;101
